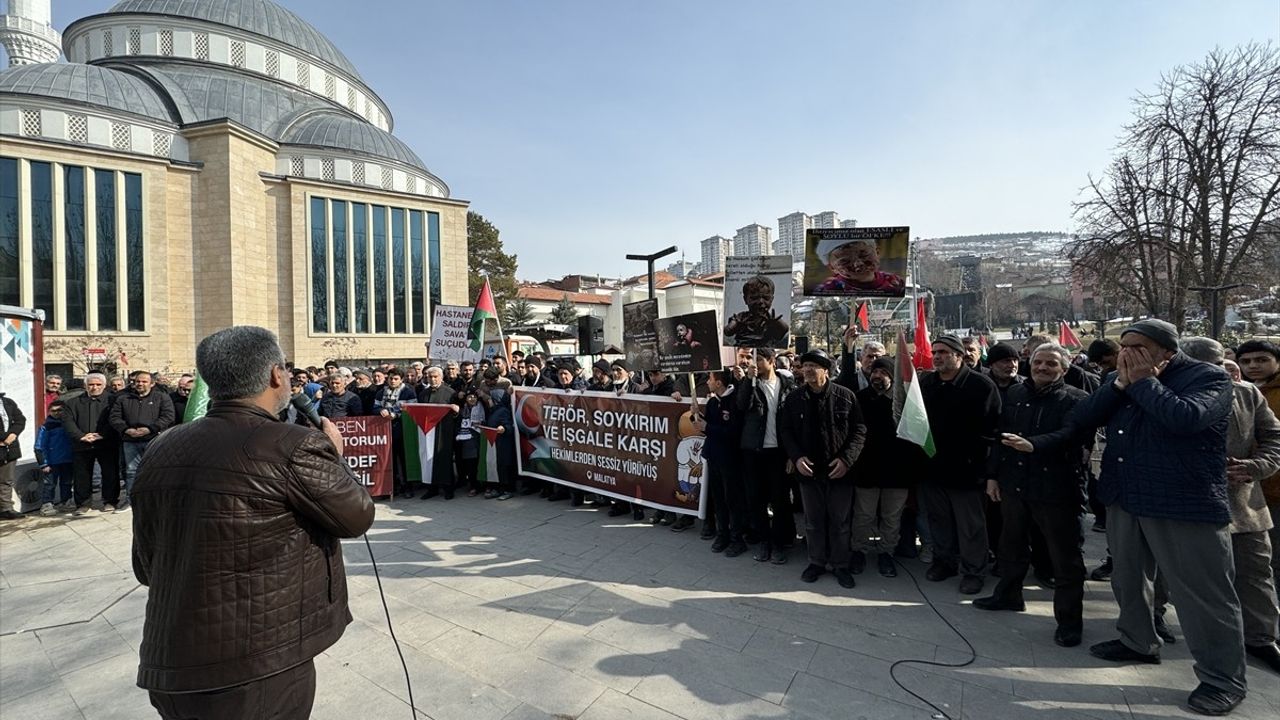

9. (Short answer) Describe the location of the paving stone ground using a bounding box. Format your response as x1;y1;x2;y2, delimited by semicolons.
2;494;1279;720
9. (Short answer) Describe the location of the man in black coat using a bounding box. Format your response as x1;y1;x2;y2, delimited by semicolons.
737;348;798;563
974;343;1091;648
780;349;866;588
417;366;460;499
0;390;27;520
61;373;120;514
108;371;175;512
853;357;921;577
919;334;1002;595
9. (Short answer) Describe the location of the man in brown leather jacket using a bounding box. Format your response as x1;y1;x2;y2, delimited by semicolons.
131;326;375;720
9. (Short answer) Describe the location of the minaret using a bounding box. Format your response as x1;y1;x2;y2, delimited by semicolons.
0;0;62;67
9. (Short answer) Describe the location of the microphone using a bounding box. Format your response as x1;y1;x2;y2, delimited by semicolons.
290;392;324;429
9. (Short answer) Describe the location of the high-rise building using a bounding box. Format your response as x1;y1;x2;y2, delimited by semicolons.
776;211;811;260
700;235;734;273
839;218;859;228
812;211;841;229
733;224;773;257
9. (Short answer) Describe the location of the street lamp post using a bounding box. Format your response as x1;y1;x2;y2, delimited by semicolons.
812;301;835;353
626;246;679;300
1188;283;1247;340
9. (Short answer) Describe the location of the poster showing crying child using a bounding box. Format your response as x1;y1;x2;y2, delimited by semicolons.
803;226;909;298
722;255;793;349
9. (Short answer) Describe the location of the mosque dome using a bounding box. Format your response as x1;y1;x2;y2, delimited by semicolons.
0;62;176;124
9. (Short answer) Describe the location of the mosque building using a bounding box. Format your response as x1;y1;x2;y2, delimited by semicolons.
0;0;469;376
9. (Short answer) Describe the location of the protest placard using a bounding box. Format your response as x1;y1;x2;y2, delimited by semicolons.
723;255;792;348
654;309;719;373
623;298;659;372
804;226;910;297
514;388;707;517
332;415;394;497
429;304;481;362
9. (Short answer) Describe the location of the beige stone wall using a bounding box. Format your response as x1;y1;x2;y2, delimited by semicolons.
6;128;469;375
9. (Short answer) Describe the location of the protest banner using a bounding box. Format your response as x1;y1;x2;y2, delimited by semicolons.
723;255;792;348
654;309;719;373
514;388;708;518
332;415;394;497
804;226;910;298
623;298;659;372
429;304;482;362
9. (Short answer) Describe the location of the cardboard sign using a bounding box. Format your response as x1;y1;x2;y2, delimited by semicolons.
654;309;720;374
332;416;394;497
723;255;792;348
804;226;910;297
428;304;481;362
514;388;708;518
623;298;659;372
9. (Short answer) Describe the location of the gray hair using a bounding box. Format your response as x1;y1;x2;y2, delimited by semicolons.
195;326;285;401
425;366;444;378
1181;336;1225;365
84;372;107;383
863;341;886;353
1031;342;1072;370
46;373;62;382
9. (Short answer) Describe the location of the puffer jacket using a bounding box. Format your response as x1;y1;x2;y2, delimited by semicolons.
1071;353;1233;523
130;402;375;693
988;379;1090;507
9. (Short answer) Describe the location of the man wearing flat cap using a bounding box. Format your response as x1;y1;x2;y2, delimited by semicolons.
919;333;1002;595
779;349;867;588
1073;319;1247;716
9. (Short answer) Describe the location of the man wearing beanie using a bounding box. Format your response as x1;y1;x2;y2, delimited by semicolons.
853;355;920;577
779;349;866;588
987;342;1024;400
1073;318;1247;715
919;333;1002;595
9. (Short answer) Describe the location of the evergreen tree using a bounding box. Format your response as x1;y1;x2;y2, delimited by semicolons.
467;212;519;312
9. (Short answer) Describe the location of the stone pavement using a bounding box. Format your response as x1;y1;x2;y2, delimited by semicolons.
2;495;1279;720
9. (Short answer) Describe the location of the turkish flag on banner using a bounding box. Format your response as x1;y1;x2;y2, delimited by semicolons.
911;297;934;370
1059;320;1082;349
856;302;870;332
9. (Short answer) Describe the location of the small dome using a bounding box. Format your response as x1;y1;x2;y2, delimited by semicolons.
106;0;361;80
0;63;176;124
281;111;429;173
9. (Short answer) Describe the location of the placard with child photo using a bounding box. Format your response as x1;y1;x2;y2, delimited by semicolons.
803;226;909;297
722;255;792;348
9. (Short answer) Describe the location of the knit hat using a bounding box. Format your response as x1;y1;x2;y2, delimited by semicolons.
610;359;629;371
932;334;965;355
815;237;873;265
1121;319;1180;351
870;356;895;375
986;342;1019;364
593;359;611;375
799;349;833;370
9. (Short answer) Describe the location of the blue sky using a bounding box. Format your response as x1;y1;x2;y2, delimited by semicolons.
42;0;1280;281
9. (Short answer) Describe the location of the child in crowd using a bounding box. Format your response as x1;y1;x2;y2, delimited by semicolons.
35;400;74;515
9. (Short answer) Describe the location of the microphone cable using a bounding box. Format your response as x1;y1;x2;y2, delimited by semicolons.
294;394;416;718
887;556;976;720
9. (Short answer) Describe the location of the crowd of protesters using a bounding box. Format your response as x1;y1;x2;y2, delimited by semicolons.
3;324;1279;716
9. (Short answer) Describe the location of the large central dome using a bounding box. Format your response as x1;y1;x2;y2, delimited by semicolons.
105;0;361;79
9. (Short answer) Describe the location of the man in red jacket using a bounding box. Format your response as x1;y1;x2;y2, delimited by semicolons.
131;326;375;720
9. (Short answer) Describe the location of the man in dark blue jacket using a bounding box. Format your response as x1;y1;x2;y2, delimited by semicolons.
1073;319;1246;716
700;369;748;557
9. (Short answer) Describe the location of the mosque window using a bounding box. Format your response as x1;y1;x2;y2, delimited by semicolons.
159;29;173;56
102;29;113;55
381;166;393;190
321;158;335;182
111;123;132;151
290;156;304;176
68;114;88;143
194;32;209;60
352;162;365;185
127;27;140;55
230;40;245;68
347;87;356;110
406;176;416;194
297;61;310;87
265;50;279;78
153;132;172;157
325;73;336;99
20;109;41;137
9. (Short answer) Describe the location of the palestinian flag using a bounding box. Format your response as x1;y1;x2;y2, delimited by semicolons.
1059;320;1082;349
183;374;210;422
467;279;498;353
978;334;989;363
476;425;502;486
402;403;455;484
894;330;936;457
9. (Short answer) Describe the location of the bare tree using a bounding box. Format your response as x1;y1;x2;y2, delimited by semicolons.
1071;44;1280;333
